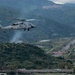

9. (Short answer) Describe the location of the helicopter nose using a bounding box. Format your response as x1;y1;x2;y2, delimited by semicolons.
31;25;36;28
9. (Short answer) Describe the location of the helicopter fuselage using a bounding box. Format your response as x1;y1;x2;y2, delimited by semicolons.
0;22;35;31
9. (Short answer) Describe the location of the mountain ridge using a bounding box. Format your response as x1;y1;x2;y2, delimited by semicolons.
0;0;75;42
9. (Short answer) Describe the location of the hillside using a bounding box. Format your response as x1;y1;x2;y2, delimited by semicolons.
0;0;54;13
0;43;59;69
0;7;20;42
35;38;72;52
0;43;73;69
22;16;75;42
29;3;75;28
0;0;75;42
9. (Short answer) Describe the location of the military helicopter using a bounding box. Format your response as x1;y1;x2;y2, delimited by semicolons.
0;18;36;32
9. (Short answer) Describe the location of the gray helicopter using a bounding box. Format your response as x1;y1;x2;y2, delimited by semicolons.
0;19;36;32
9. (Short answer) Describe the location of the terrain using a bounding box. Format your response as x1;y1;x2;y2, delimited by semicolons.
0;0;75;42
35;37;75;58
0;43;73;70
34;37;75;69
0;0;75;73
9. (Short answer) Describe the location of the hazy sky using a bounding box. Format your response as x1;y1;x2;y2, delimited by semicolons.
49;0;75;4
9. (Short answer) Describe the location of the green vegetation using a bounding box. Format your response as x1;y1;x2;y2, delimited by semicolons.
64;42;75;68
35;38;75;69
0;43;73;70
35;38;73;53
1;1;75;42
0;43;58;70
66;44;75;59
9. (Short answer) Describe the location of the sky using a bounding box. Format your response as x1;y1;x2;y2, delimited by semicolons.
49;0;75;4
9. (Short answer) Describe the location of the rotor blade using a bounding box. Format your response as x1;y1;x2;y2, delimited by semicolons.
26;19;38;21
12;18;39;22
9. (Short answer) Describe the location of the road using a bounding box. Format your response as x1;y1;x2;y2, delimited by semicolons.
61;39;75;51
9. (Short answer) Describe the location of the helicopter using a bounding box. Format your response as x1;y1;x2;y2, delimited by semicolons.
0;19;36;32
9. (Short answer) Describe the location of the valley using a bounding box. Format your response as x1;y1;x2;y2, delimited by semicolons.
0;0;75;74
35;37;75;69
35;38;72;52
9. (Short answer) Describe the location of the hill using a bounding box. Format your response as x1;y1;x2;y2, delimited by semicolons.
0;7;20;42
0;43;58;69
0;0;75;42
0;43;73;69
0;0;54;13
